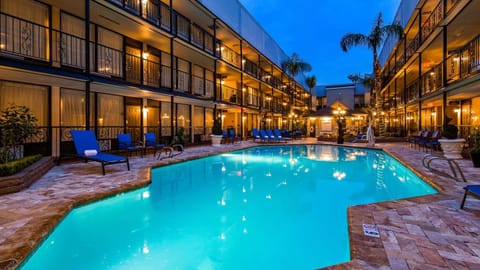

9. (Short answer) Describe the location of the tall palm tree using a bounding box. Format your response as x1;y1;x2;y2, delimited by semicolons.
305;75;317;91
305;75;317;112
340;12;403;135
281;53;312;113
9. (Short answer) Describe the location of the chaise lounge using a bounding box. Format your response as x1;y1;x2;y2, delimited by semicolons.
70;130;130;175
460;185;480;209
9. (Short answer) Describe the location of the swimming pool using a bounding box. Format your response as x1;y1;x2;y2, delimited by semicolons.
21;145;437;269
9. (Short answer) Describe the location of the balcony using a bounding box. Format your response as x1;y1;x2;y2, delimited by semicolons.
422;2;443;42
446;34;480;82
217;84;241;105
420;63;443;95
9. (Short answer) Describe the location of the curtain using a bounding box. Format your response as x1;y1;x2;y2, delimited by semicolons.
1;0;48;25
193;106;204;135
0;81;48;125
60;13;86;68
161;101;171;136
176;103;190;129
147;100;160;127
97;93;123;126
97;27;123;77
60;88;85;127
1;0;49;59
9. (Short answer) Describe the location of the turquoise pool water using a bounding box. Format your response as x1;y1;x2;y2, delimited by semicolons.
21;145;437;269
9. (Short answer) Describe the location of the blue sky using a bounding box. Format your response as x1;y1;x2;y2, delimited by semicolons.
238;0;401;85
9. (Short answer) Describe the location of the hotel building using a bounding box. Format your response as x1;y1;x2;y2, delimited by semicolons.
0;0;312;158
378;0;480;137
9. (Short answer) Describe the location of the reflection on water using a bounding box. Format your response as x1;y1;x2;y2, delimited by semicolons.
21;145;437;270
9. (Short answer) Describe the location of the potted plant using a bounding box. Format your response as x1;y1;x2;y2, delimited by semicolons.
172;127;188;147
438;116;465;159
470;133;480;167
210;116;223;147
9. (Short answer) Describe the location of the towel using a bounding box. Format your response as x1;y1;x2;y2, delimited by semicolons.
84;149;98;156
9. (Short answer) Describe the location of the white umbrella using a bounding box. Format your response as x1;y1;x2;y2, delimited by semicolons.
366;125;375;147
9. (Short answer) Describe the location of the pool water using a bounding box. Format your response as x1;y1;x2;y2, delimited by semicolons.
21;145;437;269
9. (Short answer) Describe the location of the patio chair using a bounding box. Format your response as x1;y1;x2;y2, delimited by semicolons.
273;129;291;142
460;185;480;209
228;128;241;143
259;129;270;142
70;130;130;175
251;128;261;142
423;128;441;152
118;133;144;157
144;132;169;157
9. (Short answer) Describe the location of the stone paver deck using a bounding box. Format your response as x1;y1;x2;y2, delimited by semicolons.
0;139;479;269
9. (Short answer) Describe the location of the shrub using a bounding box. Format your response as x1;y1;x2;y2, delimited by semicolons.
0;154;42;176
0;105;40;163
442;116;458;139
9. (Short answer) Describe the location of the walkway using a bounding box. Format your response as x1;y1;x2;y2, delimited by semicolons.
0;139;479;269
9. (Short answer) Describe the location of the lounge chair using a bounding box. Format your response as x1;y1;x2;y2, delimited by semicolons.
118;133;144;157
251;128;261;141
144;132;169;157
460;185;480;209
228;128;241;143
70;130;130;175
259;129;270;142
274;129;291;142
265;129;279;142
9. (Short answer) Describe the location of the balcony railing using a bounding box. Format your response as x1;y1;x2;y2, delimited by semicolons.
218;84;241;105
176;70;190;93
406;34;419;59
175;12;190;41
243;58;258;77
217;44;240;68
422;1;443;42
446;34;480;82
446;0;462;15
244;93;259;107
420;63;443;95
405;80;419;102
0;13;48;61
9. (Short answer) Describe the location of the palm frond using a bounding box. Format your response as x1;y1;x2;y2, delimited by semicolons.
305;75;317;89
383;22;404;39
340;33;369;52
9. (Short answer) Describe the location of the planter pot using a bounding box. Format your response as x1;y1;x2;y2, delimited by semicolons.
471;152;480;167
210;134;223;147
438;138;465;159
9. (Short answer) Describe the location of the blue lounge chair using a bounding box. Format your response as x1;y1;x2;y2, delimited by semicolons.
70;130;130;175
228;128;240;143
266;129;279;142
144;132;170;157
274;129;291;142
259;129;270;142
251;128;261;141
460;185;480;209
118;133;144;157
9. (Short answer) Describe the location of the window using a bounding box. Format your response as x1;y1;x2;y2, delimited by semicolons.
0;81;48;126
61;89;85;127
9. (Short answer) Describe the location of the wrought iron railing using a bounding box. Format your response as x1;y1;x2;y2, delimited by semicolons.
0;13;48;61
420;62;443;95
422;1;443;42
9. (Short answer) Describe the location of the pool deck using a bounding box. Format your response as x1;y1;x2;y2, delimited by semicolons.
0;139;479;269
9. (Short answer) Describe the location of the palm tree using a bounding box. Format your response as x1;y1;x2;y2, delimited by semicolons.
305;75;317;112
347;73;373;89
305;75;317;91
281;53;312;110
340;12;403;135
